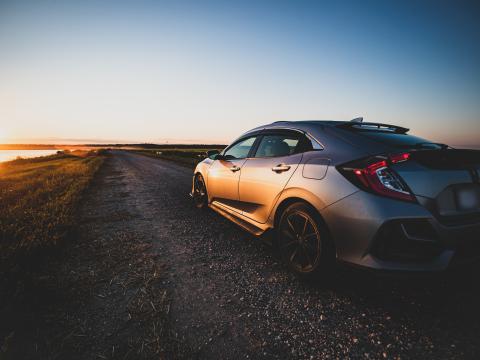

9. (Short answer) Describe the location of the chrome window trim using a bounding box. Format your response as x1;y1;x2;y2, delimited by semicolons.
252;132;301;159
245;128;325;160
265;126;325;151
223;126;325;159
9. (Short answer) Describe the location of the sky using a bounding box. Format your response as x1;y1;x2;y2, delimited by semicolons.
0;0;479;146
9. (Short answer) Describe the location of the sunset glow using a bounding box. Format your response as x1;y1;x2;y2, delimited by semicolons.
0;129;7;142
1;2;480;358
0;1;479;147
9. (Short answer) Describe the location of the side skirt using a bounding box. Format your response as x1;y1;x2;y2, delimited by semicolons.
209;202;268;237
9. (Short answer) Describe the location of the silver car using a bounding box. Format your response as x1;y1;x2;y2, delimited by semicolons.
191;119;480;276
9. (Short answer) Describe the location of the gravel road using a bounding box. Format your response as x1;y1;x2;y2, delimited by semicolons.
87;151;480;359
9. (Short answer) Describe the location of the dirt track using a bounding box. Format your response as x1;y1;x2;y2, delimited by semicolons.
4;151;480;359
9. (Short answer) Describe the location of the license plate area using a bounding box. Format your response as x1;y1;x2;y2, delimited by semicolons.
455;184;480;211
437;184;480;217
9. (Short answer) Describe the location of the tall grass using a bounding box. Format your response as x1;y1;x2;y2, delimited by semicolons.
0;152;105;269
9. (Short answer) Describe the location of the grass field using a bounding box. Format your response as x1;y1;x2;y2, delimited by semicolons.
0;150;105;270
134;147;225;167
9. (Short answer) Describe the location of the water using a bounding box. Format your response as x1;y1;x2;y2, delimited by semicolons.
0;150;60;163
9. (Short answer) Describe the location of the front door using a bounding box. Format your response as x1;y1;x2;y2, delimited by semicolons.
239;132;304;223
207;136;258;213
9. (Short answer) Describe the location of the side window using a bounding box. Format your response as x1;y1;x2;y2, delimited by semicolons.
303;134;323;151
254;134;300;158
306;135;323;151
224;137;257;160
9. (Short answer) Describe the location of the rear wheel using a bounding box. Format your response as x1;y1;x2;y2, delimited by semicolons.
277;202;334;278
193;173;208;209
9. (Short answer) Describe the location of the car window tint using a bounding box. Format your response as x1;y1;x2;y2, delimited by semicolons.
255;135;299;158
224;137;256;159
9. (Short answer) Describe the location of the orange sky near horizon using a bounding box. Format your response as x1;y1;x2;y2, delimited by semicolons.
0;1;479;148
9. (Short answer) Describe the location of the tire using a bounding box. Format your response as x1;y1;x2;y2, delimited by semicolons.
277;202;334;278
193;173;208;209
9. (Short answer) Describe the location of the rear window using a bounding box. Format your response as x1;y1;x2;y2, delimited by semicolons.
355;131;443;149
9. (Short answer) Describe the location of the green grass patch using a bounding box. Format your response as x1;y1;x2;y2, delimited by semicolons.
134;148;225;167
0;151;105;269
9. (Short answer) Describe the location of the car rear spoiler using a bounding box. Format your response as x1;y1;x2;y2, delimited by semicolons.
337;122;410;134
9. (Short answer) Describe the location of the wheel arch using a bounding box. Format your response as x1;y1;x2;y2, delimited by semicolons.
274;197;305;228
272;196;336;254
270;187;326;227
193;161;213;202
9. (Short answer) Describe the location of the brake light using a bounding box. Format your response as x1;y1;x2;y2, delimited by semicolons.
339;154;415;202
390;152;411;164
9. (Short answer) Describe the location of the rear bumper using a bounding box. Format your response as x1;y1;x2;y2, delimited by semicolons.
321;191;480;272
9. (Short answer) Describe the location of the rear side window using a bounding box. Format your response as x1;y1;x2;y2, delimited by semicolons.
255;135;300;158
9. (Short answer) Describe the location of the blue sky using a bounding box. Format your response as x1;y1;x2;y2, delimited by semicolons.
0;0;479;146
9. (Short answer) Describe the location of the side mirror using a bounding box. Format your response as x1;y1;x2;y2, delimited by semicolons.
206;150;220;160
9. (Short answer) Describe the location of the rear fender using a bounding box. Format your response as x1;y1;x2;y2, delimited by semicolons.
267;187;326;227
267;164;358;227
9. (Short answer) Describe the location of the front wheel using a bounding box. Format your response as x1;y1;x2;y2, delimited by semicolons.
277;202;334;278
193;173;208;209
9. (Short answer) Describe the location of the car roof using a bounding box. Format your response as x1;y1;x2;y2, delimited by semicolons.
244;120;410;137
269;120;346;126
237;120;410;162
243;120;343;135
263;120;409;132
251;120;344;130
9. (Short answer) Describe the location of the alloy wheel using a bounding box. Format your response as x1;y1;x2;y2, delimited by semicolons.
193;174;208;208
279;209;322;274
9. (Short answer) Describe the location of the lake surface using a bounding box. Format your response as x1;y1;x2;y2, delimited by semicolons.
0;150;60;163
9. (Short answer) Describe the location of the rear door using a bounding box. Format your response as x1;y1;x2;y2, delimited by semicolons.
207;136;258;213
238;130;308;223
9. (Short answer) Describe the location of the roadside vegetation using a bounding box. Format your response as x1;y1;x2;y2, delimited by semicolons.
134;147;225;167
0;150;176;359
0;150;105;271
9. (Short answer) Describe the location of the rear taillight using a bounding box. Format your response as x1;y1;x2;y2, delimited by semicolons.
390;152;411;163
338;153;415;202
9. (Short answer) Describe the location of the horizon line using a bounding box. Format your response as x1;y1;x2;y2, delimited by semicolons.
1;137;230;146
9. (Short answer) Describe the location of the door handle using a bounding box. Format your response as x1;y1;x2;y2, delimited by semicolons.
272;164;291;173
230;165;241;172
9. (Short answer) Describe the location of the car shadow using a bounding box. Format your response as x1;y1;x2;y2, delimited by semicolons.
304;262;480;339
